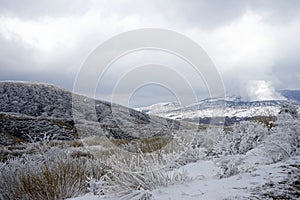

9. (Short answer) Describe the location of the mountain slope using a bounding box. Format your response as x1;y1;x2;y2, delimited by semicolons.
280;89;300;102
136;91;300;125
0;81;179;145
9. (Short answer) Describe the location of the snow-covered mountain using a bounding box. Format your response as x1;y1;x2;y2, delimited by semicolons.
280;89;300;102
0;81;181;145
136;91;300;125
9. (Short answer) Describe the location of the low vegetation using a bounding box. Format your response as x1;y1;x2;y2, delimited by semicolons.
0;106;299;199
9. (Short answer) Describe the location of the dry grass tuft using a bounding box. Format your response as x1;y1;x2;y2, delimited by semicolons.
0;148;105;200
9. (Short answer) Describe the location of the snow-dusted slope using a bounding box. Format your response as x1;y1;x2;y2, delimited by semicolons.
280;89;300;102
136;92;300;123
137;102;180;116
0;81;180;145
137;100;282;119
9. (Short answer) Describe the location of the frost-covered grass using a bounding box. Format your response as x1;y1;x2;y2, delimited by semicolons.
0;132;192;199
88;166;189;199
0;144;105;200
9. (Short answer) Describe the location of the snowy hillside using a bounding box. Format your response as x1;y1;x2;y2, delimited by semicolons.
136;91;300;125
0;81;182;145
280;89;300;102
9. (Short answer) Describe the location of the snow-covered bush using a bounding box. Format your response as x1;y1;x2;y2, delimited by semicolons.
201;128;224;155
255;110;300;163
278;104;299;119
185;128;224;157
215;155;245;178
216;106;300;178
175;146;208;167
214;121;269;156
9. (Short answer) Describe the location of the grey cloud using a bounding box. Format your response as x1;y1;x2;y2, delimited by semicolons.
0;0;90;18
0;0;300;105
2;0;299;28
169;0;300;29
273;60;300;90
99;0;300;29
0;36;77;89
0;36;36;74
248;0;300;24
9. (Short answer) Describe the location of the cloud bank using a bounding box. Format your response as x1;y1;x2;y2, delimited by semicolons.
0;0;299;105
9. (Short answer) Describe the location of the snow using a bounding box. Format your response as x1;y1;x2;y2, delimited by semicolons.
70;158;295;200
136;101;282;119
70;193;100;200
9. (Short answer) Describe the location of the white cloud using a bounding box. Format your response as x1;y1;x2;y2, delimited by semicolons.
188;11;297;73
0;10;142;62
184;10;300;94
246;80;285;101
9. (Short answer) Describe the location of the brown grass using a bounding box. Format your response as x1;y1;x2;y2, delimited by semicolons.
111;135;172;153
0;152;105;200
19;159;87;200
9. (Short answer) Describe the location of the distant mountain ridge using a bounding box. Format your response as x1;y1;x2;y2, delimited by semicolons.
0;81;178;145
136;90;300;125
280;89;300;102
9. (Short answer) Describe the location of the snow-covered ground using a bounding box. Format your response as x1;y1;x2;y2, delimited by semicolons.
71;156;299;200
151;159;295;200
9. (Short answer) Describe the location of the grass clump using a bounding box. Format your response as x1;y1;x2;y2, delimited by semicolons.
0;147;104;200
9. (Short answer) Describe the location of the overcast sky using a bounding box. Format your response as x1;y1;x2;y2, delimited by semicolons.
0;0;300;107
